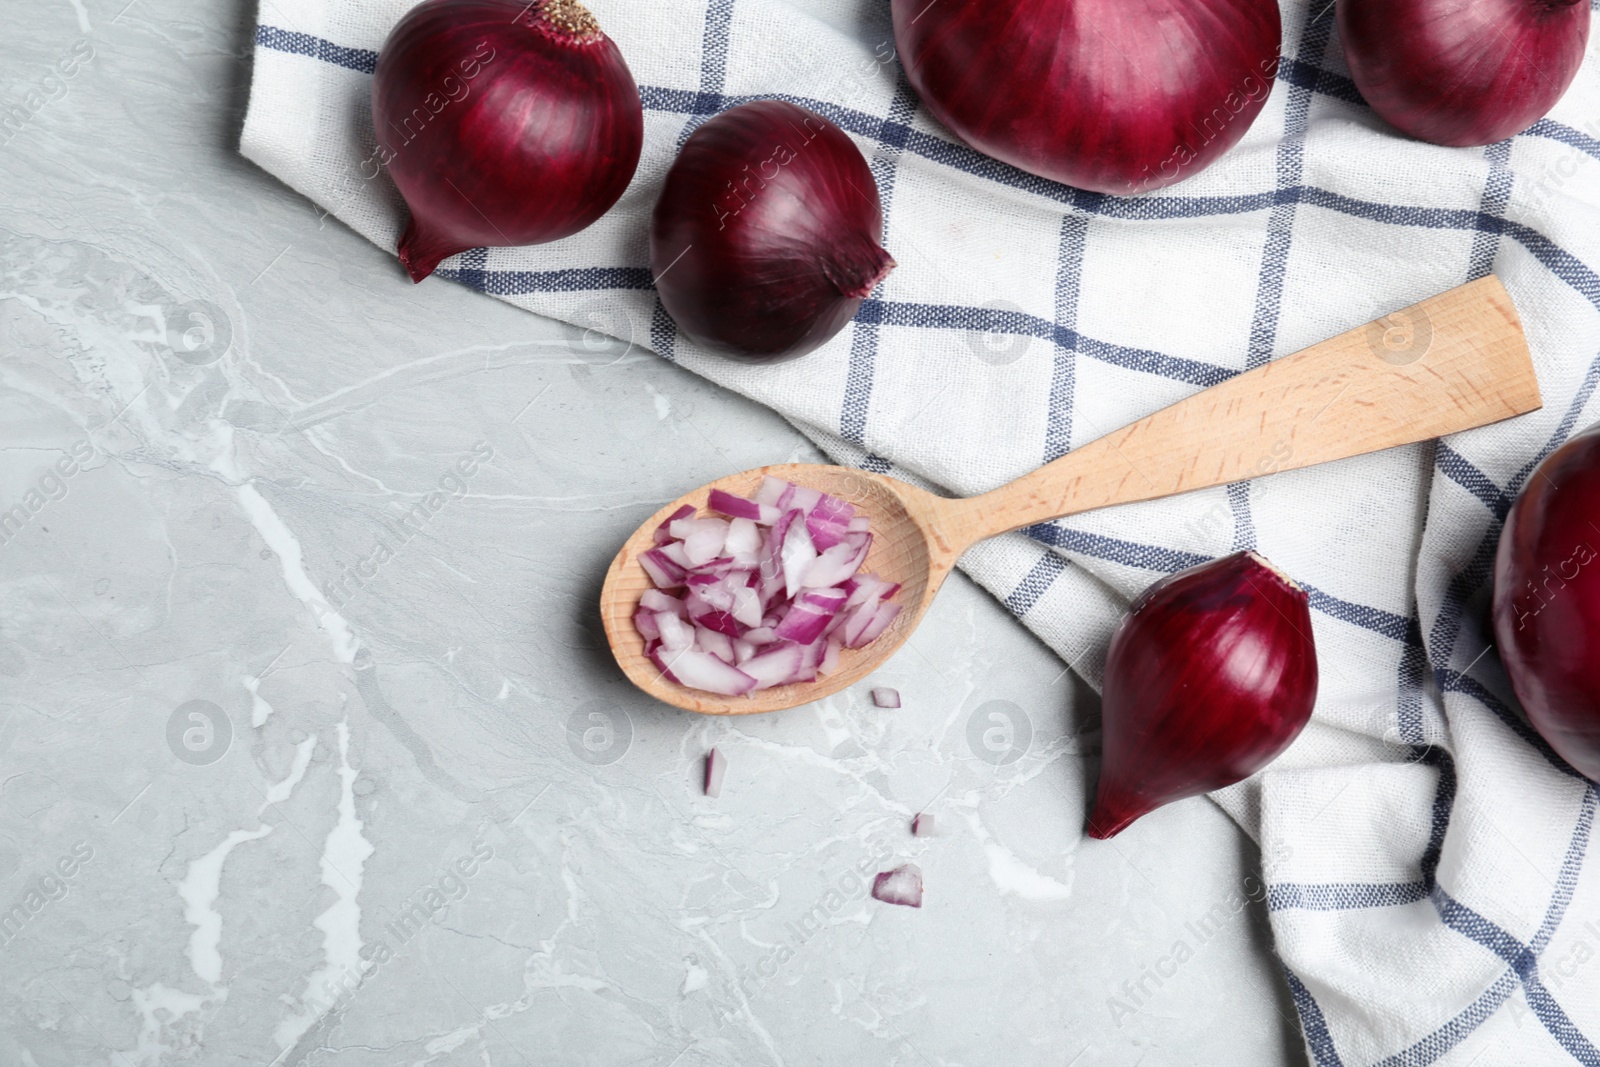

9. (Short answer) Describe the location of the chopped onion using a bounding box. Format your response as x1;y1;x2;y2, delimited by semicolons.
804;534;871;589
657;612;693;651
871;687;901;709
709;488;782;526
753;476;787;506
871;864;923;908
806;498;854;550
671;517;730;566
640;589;684;613
639;549;687;589
634;479;903;695
696;624;735;664
725;517;761;555
855;602;901;648
912;813;934;837
838;599;881;648
655;504;696;544
819;638;842;676
778;482;822;514
773;588;848;645
780;513;818;597
729;585;763;628
742;644;808;689
651;647;755;696
633;609;661;641
704;747;726;797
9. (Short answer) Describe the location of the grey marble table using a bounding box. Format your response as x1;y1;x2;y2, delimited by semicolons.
0;1;1308;1063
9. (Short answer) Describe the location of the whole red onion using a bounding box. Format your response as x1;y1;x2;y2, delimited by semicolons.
890;0;1282;195
1338;0;1589;146
372;0;644;282
650;100;896;362
1089;552;1318;839
1493;424;1600;778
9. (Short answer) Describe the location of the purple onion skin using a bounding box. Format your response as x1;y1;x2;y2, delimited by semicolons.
373;0;644;282
890;0;1281;195
1339;0;1589;146
1089;552;1318;839
1493;425;1600;779
650;100;896;362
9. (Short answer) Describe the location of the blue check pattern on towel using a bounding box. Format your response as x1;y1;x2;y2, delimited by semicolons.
242;0;1600;1061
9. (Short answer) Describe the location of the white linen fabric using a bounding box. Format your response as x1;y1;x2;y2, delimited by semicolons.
241;0;1600;1061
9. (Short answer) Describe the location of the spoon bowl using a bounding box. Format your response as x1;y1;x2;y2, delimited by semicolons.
601;276;1542;715
599;463;950;714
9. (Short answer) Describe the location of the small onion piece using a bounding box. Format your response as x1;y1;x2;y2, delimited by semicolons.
639;549;687;589
703;747;726;797
650;100;896;361
709;488;781;526
854;602;901;648
819;638;843;676
655;504;696;544
911;813;935;837
891;0;1282;194
652;647;755;696
780;514;819;597
372;0;645;282
871;687;901;709
1338;0;1589;147
871;864;924;908
773;589;848;645
633;480;903;695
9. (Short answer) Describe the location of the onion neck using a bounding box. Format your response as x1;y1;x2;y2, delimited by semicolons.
526;0;605;42
1085;790;1144;840
822;240;896;300
397;215;472;283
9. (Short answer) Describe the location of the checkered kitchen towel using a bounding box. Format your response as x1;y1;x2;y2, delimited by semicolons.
242;0;1600;1060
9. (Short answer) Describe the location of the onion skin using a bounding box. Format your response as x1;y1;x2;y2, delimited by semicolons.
1493;425;1600;778
372;0;644;282
890;0;1282;195
1338;0;1589;147
1089;552;1318;839
650;101;896;362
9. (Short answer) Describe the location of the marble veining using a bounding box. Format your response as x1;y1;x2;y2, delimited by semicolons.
0;1;1304;1063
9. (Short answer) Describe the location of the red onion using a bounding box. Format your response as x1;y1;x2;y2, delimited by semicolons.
1338;0;1589;146
871;864;924;908
637;477;903;695
1493;425;1600;778
911;813;935;837
373;0;644;282
871;687;901;709
890;0;1282;194
650;101;896;361
1088;552;1318;839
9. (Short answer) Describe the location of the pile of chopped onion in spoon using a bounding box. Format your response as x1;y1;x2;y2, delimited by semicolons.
634;476;902;695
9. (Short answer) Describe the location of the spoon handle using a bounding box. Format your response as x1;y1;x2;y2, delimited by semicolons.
945;276;1541;545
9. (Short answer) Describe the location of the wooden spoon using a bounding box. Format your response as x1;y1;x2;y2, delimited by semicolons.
600;275;1540;715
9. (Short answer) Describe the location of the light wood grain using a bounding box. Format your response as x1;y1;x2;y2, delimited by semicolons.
600;276;1540;715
